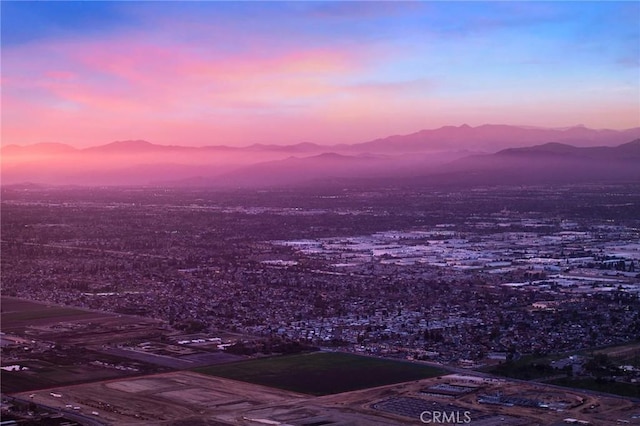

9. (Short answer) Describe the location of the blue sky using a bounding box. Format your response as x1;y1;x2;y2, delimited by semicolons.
2;1;639;147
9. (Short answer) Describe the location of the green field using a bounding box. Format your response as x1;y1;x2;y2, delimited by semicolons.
195;351;446;395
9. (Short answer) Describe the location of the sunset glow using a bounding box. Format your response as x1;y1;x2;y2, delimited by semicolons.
2;1;639;148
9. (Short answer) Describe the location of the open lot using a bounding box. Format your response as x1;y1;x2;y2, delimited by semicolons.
195;351;446;396
15;371;308;425
1;297;110;332
595;342;640;361
100;345;243;369
16;371;640;425
1;346;171;393
1;296;174;394
549;377;640;399
2;359;123;393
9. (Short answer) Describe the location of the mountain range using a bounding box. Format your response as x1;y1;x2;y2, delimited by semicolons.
2;124;639;188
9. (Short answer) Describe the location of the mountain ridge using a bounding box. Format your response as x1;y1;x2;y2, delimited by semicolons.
4;124;640;154
2;125;639;187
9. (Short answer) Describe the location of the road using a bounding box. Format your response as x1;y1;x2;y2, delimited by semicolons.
3;394;107;426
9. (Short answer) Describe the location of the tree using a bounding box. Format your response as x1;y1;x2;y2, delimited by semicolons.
585;353;617;378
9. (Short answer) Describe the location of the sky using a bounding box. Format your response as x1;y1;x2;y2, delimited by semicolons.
2;1;639;148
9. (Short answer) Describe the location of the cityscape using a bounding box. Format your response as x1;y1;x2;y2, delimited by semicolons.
1;183;639;425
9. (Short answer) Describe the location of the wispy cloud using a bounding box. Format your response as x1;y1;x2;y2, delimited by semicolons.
2;2;638;147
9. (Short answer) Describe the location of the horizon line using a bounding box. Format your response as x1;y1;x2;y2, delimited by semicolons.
3;122;640;150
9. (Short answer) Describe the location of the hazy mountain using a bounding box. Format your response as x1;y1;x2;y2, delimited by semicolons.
496;139;640;160
347;125;640;153
2;125;639;187
213;153;388;187
82;140;182;153
244;142;328;153
5;124;639;159
209;140;640;188
433;139;640;186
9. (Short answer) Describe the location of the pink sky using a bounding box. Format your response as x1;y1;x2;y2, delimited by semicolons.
2;2;639;148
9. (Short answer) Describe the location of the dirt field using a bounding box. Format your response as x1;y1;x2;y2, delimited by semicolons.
15;371;640;425
595;342;640;360
1;297;111;332
16;371;308;425
1;296;172;393
1;296;166;344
